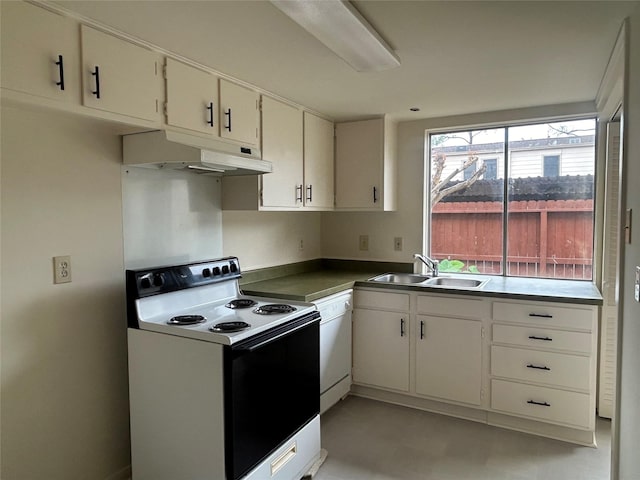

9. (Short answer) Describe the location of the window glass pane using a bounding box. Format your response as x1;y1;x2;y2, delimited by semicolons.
506;119;595;279
430;128;505;275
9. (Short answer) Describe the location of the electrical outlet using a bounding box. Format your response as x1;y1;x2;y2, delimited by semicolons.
359;235;369;251
53;255;72;284
394;237;403;251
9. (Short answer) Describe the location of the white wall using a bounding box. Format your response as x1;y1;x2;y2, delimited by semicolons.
0;107;130;479
616;5;640;479
122;167;223;269
321;102;597;265
222;211;321;270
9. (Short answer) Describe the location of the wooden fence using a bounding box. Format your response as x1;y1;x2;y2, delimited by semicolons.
431;199;594;280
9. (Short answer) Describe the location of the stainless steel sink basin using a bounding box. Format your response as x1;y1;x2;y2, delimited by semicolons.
369;273;431;284
424;277;489;288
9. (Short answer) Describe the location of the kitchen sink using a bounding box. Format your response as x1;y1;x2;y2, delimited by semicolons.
424;277;489;288
369;273;431;284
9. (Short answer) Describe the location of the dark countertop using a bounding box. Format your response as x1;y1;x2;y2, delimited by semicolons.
240;262;603;305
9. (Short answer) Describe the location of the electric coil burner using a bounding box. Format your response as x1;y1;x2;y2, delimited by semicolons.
253;304;297;315
225;299;258;309
210;321;251;332
167;314;206;325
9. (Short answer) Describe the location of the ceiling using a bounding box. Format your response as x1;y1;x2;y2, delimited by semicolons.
55;0;638;122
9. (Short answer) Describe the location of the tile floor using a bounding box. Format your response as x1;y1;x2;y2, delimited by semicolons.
315;396;611;480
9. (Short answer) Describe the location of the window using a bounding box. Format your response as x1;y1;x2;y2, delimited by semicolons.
428;118;596;280
483;158;497;179
463;161;476;180
543;155;560;177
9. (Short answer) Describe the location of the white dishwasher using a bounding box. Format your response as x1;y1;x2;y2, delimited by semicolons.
313;290;353;414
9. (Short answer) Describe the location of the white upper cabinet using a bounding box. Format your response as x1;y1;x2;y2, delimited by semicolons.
335;117;397;211
219;79;260;148
1;1;80;104
165;58;219;136
81;25;161;122
303;112;334;210
261;96;304;208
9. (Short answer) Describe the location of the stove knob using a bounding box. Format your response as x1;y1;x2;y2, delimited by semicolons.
202;268;211;278
212;267;221;276
230;263;238;273
140;277;152;289
222;265;230;275
152;273;164;287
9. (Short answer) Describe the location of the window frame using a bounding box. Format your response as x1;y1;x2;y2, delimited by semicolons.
425;116;597;281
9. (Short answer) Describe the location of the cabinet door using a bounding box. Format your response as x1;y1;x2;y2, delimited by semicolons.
304;112;334;209
165;58;218;135
1;2;80;103
415;315;482;405
261;96;303;208
352;309;409;392
219;79;259;147
81;25;160;121
335;118;383;209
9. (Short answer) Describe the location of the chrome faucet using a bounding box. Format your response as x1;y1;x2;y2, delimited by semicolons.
414;254;439;277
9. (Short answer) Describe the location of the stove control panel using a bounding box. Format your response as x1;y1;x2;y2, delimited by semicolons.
127;257;242;299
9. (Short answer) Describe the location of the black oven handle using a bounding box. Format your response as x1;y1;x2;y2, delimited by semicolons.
233;312;320;352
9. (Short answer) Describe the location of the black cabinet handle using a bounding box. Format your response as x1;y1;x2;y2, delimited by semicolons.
306;185;313;202
527;400;551;407
420;320;425;339
526;364;551;371
529;335;553;341
55;55;65;91
529;313;553;318
296;185;303;203
91;66;100;99
206;102;214;127
373;186;378;203
400;318;405;337
224;108;232;132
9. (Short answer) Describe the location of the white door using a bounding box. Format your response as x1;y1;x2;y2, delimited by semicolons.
261;96;303;208
304;112;334;209
165;58;218;136
415;315;482;405
352;309;409;392
219;79;259;147
81;25;161;121
1;2;80;103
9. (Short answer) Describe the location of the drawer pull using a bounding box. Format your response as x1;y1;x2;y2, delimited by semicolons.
529;313;553;318
527;400;551;407
526;363;551;371
528;335;553;341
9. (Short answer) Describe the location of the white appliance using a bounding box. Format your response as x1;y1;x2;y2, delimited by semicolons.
126;257;321;480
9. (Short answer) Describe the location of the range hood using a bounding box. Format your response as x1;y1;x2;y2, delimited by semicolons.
123;130;272;176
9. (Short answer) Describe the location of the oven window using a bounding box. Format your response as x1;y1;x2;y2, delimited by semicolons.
224;315;320;480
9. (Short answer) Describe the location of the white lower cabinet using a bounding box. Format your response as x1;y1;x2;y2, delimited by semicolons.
351;287;599;445
416;315;482;405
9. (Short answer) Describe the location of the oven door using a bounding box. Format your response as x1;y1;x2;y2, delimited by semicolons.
224;311;320;480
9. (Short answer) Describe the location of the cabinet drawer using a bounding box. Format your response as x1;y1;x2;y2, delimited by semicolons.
493;301;595;331
491;346;591;390
493;324;592;354
491;379;592;429
354;290;409;312
417;294;489;318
